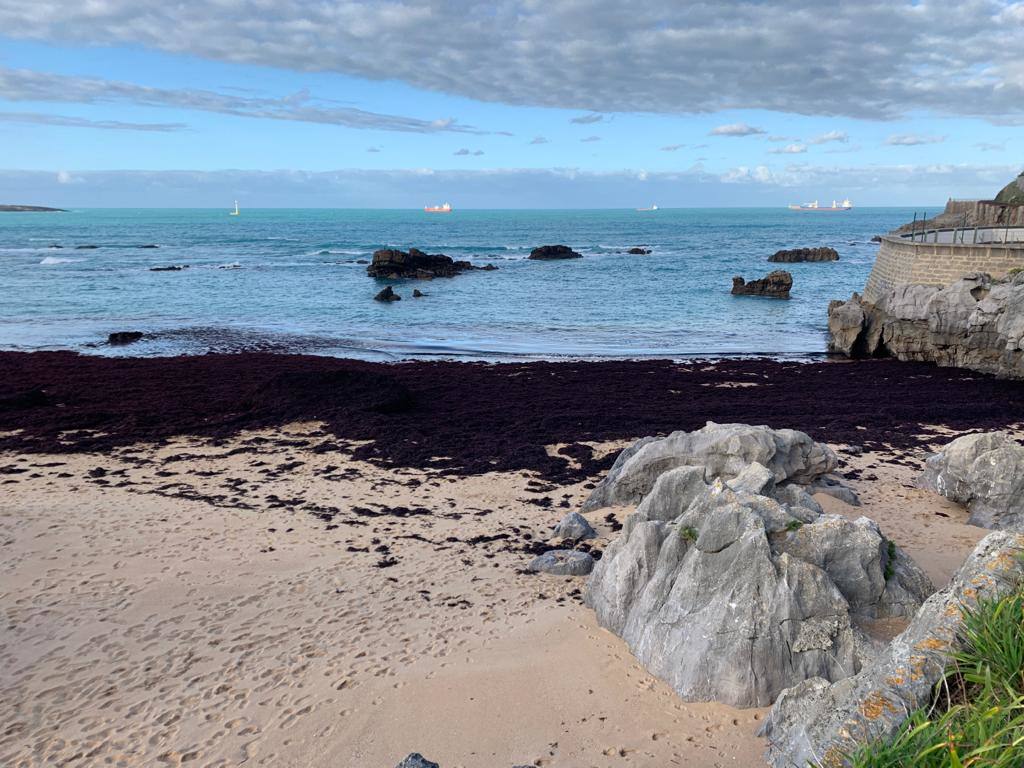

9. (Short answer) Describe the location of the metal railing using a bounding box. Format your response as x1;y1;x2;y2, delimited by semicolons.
898;221;1024;246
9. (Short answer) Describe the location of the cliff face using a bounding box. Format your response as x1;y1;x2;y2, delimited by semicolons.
995;172;1024;205
827;272;1024;379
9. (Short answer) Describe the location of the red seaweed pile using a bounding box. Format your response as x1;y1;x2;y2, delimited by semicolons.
2;351;1023;482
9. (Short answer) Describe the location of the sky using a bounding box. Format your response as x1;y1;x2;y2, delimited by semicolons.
1;0;1023;207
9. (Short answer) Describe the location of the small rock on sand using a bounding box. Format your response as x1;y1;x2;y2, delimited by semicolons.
528;549;594;575
552;511;597;540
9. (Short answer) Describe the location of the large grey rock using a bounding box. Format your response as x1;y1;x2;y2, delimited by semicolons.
582;422;837;512
528;549;594;576
585;478;931;708
827;272;1024;379
760;532;1024;768
919;431;1024;530
396;754;440;768
827;296;866;355
776;515;932;619
551;511;597;541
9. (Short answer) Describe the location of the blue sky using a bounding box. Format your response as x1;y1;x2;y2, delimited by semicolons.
1;1;1022;207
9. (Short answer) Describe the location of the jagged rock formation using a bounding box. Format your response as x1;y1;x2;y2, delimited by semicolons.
827;272;1024;378
584;424;933;708
582;422;837;512
732;270;792;299
528;244;583;260
919;431;1024;531
768;247;839;263
760;532;1024;768
367;248;495;279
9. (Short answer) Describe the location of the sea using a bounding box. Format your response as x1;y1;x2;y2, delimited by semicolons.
0;207;920;361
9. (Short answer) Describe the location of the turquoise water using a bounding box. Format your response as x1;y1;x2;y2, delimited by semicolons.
0;207;916;360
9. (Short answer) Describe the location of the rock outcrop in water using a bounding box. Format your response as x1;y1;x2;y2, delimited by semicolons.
827;272;1024;379
919;431;1024;530
760;532;1024;767
107;331;144;346
731;270;792;299
528;244;583;260
374;286;401;302
768;247;839;263
367;248;495;279
584;423;933;708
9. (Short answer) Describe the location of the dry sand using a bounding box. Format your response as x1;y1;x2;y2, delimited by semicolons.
0;424;992;768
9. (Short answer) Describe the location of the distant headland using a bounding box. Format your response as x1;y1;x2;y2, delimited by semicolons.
0;204;66;212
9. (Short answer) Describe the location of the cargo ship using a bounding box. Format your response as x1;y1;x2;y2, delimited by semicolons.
788;199;852;211
424;202;452;213
636;204;659;211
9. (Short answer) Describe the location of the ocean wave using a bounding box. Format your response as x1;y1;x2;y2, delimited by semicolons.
39;256;82;265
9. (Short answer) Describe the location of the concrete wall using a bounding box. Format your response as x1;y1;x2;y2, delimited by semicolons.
863;234;1024;304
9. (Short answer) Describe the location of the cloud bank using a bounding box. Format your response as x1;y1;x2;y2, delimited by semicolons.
2;1;1022;120
3;163;1016;208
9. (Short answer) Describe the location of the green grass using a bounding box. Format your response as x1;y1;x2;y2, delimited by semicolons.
848;590;1024;767
785;520;804;532
884;540;897;581
679;526;698;543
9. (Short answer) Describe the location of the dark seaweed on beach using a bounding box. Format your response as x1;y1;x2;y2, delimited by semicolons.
2;352;1024;482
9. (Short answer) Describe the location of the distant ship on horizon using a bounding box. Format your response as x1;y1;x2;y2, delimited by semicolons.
424;202;452;213
788;198;852;212
636;204;659;211
229;200;240;216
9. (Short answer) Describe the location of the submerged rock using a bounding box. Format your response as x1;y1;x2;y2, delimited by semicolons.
731;270;792;299
582;421;837;512
585;474;933;708
374;286;401;302
107;331;144;345
149;265;187;272
528;244;583;260
528;549;594;576
827;272;1024;378
919;431;1024;530
552;511;597;541
626;247;651;255
367;248;494;279
412;289;425;298
760;532;1024;767
768;247;839;263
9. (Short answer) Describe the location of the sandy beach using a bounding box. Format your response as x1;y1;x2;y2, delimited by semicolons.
2;353;1018;767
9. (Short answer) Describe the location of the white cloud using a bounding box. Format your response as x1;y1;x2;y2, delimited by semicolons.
529;136;549;144
769;143;808;154
3;1;1022;120
0;67;482;134
0;110;185;131
660;144;685;151
885;133;946;146
570;113;605;124
710;122;766;137
808;130;849;144
581;135;601;142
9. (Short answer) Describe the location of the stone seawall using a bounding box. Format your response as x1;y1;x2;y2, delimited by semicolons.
863;235;1024;304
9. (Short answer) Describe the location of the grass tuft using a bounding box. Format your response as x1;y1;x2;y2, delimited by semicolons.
848;588;1024;767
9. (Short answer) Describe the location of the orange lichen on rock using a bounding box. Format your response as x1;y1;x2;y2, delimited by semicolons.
859;690;899;721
